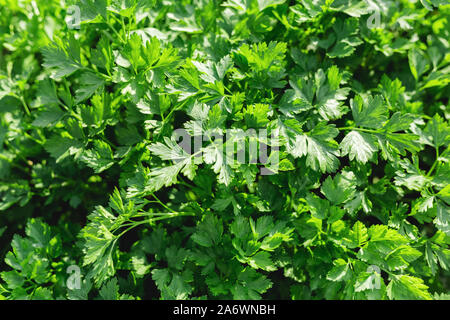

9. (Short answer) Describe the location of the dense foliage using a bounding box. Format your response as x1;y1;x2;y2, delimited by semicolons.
0;0;449;300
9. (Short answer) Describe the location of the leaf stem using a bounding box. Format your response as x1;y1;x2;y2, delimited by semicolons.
151;193;176;212
106;20;126;44
116;212;194;238
426;147;439;177
337;127;380;134
11;93;30;116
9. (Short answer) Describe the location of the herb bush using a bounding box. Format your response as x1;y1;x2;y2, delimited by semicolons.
0;0;449;300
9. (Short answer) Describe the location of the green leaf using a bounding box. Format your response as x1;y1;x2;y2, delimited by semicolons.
383;112;417;133
326;259;350;281
78;0;108;22
421;114;450;148
192;55;232;83
25;219;52;249
152;269;171;291
99;278;119;300
166;246;189;271
355;270;383;292
0;181;31;211
80;206;117;285
305;194;329;220
340;131;377;163
75;72;105;103
320;172;356;205
290;123;340;173
437;185;450;205
330;0;370;17
408;48;429;81
326;19;363;58
385;245;422;270
351;95;388;129
1;271;25;289
233;42;287;89
435;201;450;236
202;143;233;185
35;78;59;106
131;254;151;278
81;140;115;173
191;215;223;247
67;279;93;300
244;104;272;128
343;221;368;249
146;137;198;192
425;243;438;275
149;137;191;162
232;268;272;300
42;36;82;79
377;132;422;157
32;287;53;300
368;225;408;244
32;105;65;128
248;251;276;271
394;159;430;191
44;135;83;162
387;275;432;300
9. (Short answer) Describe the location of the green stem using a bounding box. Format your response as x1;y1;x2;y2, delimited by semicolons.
79;66;111;81
151;193;175;212
4;140;29;164
9;128;44;145
0;153;29;173
11;93;30;116
134;211;182;217
426;147;439;177
20;96;31;116
156;99;189;139
101;30;116;43
178;178;195;189
116;212;195;238
106;20;126;44
120;16;128;40
337;126;380;134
